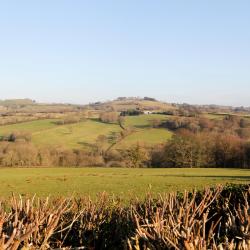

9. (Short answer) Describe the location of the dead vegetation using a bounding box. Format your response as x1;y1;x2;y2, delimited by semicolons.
0;196;71;250
0;185;250;249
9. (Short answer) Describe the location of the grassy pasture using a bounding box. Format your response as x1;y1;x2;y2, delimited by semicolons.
0;115;173;149
104;99;176;112
32;120;122;149
0;119;122;149
117;114;172;147
0;119;57;134
124;114;167;128
117;128;172;147
0;168;249;200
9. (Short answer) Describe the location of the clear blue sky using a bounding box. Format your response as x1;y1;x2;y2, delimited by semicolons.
0;1;249;106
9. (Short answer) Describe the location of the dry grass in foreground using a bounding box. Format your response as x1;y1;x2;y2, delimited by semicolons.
0;185;250;249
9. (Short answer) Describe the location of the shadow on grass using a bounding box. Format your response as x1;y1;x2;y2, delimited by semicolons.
89;118;118;125
133;125;151;129
150;174;250;180
89;118;101;123
77;141;96;149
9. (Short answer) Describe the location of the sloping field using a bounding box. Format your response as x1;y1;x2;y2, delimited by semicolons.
102;99;176;112
117;128;172;148
124;114;168;128
0;115;173;149
0;119;57;134
0;119;122;149
32;120;122;149
118;114;172;147
0;168;249;199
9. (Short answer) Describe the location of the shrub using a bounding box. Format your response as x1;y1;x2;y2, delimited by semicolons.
5;132;32;142
99;112;119;123
55;115;80;125
1;185;250;249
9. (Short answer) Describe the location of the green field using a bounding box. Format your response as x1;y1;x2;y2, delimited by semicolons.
32;120;122;149
0;115;173;150
117;128;172;147
0;119;122;149
124;114;167;128
0;119;57;134
0;168;249;200
117;114;172;147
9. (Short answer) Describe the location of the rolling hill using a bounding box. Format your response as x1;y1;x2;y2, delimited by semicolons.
0;114;173;150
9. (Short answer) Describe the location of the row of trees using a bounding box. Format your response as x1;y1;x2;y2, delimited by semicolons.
159;115;250;139
120;109;143;116
99;112;119;123
1;131;250;168
151;131;250;168
0;141;150;168
0;142;105;167
54;115;81;125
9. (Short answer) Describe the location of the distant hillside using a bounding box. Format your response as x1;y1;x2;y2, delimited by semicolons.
89;97;177;112
0;98;35;107
0;98;84;114
1;97;249;116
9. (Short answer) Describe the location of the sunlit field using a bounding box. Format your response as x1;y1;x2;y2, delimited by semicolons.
0;115;174;150
0;168;249;200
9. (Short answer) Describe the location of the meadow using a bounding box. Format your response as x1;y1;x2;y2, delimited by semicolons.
0;114;173;150
0;167;249;199
2;113;248;151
